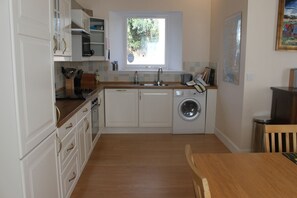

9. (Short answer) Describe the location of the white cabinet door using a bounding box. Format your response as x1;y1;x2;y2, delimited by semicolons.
60;0;72;56
22;132;60;198
98;90;105;132
205;89;217;133
84;113;92;158
13;0;56;158
78;112;92;172
139;89;173;127
105;89;139;127
53;0;72;57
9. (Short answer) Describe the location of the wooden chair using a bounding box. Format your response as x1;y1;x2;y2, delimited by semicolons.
185;144;211;198
264;124;297;153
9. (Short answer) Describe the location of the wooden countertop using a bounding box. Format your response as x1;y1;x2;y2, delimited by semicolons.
192;153;297;198
55;82;217;127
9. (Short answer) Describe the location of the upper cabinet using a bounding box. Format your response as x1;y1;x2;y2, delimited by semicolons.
89;17;109;61
53;0;72;60
71;9;90;34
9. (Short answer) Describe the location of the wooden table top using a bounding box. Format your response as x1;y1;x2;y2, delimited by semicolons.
192;153;297;198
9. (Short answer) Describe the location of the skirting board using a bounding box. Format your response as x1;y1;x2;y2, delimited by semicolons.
214;128;251;153
102;127;172;134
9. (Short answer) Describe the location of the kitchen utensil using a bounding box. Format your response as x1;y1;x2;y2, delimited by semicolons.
62;67;77;79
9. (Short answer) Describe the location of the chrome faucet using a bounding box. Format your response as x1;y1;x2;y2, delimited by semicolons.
157;67;163;86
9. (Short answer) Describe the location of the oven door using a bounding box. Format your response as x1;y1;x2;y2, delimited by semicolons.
91;102;99;142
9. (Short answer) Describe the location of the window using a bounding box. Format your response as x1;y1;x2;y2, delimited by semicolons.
110;11;182;71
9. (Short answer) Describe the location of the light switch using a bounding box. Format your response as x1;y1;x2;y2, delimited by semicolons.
246;72;254;81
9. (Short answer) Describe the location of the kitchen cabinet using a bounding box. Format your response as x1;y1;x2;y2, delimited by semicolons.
57;115;79;198
139;89;173;127
22;132;60;198
205;89;217;133
99;90;105;132
105;89;139;127
89;17;109;61
1;0;58;196
53;0;72;60
71;9;90;34
105;89;173;128
61;152;79;198
77;102;92;172
56;101;91;197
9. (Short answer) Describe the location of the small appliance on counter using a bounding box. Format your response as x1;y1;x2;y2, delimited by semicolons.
181;73;193;85
57;68;96;100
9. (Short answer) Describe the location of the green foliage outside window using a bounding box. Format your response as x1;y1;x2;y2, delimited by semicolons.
127;18;159;54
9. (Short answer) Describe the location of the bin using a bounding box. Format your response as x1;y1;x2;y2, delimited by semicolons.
252;116;271;152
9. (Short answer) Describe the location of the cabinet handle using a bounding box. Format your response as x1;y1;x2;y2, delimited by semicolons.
116;90;126;92
56;134;62;155
62;38;67;54
55;105;61;123
139;91;141;100
83;108;88;113
66;143;75;152
53;36;57;53
98;98;102;106
68;172;77;182
65;123;73;130
85;118;90;132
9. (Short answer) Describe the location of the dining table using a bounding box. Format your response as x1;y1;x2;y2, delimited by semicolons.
192;153;297;198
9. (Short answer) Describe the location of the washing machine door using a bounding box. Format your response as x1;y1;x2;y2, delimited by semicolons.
178;99;201;121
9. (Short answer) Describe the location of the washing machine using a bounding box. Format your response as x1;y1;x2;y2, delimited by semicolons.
173;89;206;134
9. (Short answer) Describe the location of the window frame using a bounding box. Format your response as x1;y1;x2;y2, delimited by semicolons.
124;15;168;71
109;11;182;72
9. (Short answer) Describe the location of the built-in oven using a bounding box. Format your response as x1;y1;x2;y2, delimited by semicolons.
91;96;99;142
82;33;94;57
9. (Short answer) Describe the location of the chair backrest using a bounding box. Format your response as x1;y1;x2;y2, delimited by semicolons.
185;144;211;198
264;125;297;153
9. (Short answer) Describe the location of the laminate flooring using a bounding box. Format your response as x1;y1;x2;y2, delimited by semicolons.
71;134;229;198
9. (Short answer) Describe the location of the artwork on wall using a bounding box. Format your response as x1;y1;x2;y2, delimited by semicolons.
223;12;242;85
276;0;297;50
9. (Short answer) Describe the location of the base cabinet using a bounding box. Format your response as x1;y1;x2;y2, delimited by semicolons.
105;89;139;127
78;112;92;172
105;89;173;128
139;89;173;127
22;132;60;198
57;101;91;198
99;90;105;132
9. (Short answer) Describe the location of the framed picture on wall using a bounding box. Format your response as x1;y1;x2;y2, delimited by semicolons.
276;0;297;50
223;12;242;85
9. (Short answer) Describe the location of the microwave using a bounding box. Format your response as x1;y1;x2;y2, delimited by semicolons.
81;33;93;57
72;33;94;60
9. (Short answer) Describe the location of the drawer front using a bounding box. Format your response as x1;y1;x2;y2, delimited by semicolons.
61;152;79;198
59;130;78;171
77;101;91;122
58;115;77;140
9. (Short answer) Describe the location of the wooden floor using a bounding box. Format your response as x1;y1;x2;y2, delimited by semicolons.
71;134;229;198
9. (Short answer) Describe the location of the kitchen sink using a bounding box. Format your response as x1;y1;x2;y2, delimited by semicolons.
140;83;169;87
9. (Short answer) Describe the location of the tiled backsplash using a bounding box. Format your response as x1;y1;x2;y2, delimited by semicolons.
54;61;217;90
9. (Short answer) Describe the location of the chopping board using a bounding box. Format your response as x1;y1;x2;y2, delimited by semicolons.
81;73;96;89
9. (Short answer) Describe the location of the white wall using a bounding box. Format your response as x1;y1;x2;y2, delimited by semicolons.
77;0;211;63
241;0;297;149
210;0;248;152
212;0;297;152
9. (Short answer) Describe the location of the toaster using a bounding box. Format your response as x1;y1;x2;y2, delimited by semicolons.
181;74;193;85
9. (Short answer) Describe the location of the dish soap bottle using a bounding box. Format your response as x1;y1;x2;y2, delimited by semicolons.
134;71;139;84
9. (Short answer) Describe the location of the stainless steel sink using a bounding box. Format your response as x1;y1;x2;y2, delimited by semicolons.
140;83;169;87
